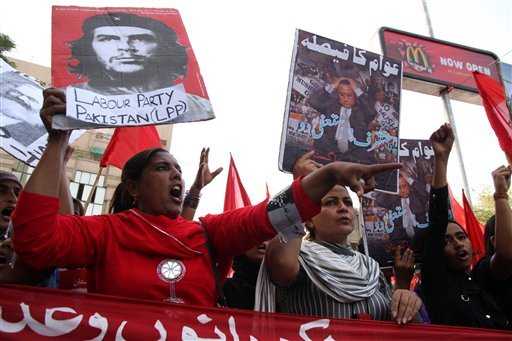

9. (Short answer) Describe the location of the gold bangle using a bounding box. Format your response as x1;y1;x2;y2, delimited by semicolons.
494;192;509;201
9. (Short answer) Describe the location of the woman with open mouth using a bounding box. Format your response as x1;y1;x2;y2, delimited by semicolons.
11;88;400;307
420;123;510;330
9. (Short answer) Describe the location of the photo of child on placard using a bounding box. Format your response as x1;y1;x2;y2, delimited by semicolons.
362;139;435;266
279;29;402;193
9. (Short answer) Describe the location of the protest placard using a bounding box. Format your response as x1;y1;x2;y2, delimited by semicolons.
279;30;403;193
51;6;214;130
361;139;435;266
0;59;82;166
500;62;512;115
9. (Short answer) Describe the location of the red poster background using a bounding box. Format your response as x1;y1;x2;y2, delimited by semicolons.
0;285;511;340
380;28;499;92
51;6;209;99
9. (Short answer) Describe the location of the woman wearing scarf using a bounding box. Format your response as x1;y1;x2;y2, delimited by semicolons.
11;88;400;307
256;151;422;324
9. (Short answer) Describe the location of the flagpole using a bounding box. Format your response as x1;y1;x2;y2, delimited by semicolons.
422;0;473;205
84;166;104;214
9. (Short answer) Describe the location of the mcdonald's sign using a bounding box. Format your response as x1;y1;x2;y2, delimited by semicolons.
405;45;433;74
380;27;500;104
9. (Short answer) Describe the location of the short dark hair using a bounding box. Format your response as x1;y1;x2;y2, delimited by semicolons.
109;147;168;213
68;12;187;82
447;219;467;235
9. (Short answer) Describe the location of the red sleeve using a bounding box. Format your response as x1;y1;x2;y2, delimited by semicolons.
12;191;109;270
199;178;321;258
200;200;274;259
292;176;321;221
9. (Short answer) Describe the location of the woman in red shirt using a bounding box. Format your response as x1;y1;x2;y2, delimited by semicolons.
12;88;400;307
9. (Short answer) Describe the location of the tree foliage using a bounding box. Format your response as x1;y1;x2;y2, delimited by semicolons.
473;188;512;224
0;33;16;66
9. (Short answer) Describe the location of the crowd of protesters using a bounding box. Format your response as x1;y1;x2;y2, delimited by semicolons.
0;86;510;331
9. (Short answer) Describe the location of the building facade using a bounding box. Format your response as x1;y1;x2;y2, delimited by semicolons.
1;58;173;215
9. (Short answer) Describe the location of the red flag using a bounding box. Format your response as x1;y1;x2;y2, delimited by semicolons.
100;126;162;169
221;155;252;279
223;155;252;211
448;186;466;229
473;72;512;161
462;190;485;264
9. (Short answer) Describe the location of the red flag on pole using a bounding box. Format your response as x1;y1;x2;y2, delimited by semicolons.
462;190;485;264
448;186;466;229
100;126;162;169
222;155;252;279
473;72;512;162
223;155;252;211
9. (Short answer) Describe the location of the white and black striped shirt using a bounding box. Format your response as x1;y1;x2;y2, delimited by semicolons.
276;243;392;320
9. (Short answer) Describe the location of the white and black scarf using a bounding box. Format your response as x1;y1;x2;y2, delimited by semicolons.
255;240;381;312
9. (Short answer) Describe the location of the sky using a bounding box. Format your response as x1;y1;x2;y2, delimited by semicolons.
1;0;511;217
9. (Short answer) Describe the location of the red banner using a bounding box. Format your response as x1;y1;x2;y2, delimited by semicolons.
380;27;499;93
0;285;511;340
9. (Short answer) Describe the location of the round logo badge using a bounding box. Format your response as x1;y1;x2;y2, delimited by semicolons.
157;259;186;283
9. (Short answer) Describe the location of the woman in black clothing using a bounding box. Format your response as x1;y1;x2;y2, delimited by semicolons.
223;243;268;310
473;165;512;322
421;123;510;329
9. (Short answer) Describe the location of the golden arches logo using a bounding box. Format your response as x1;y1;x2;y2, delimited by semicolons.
405;46;432;73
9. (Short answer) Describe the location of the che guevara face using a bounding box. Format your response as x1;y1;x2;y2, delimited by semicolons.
91;26;159;75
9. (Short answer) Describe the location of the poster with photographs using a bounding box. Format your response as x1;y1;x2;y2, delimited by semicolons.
51;6;215;130
500;62;512;115
279;29;403;193
0;60;82;166
362;139;435;266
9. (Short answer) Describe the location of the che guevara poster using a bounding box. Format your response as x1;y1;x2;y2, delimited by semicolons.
279;29;403;193
51;6;214;130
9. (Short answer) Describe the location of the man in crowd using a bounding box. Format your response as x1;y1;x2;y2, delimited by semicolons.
0;170;35;283
223;243;268;310
0;171;22;244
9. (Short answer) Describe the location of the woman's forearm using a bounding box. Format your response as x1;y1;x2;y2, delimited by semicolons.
58;167;74;215
494;197;512;262
432;157;448;189
301;164;337;203
24;134;69;198
301;161;401;202
265;236;302;286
